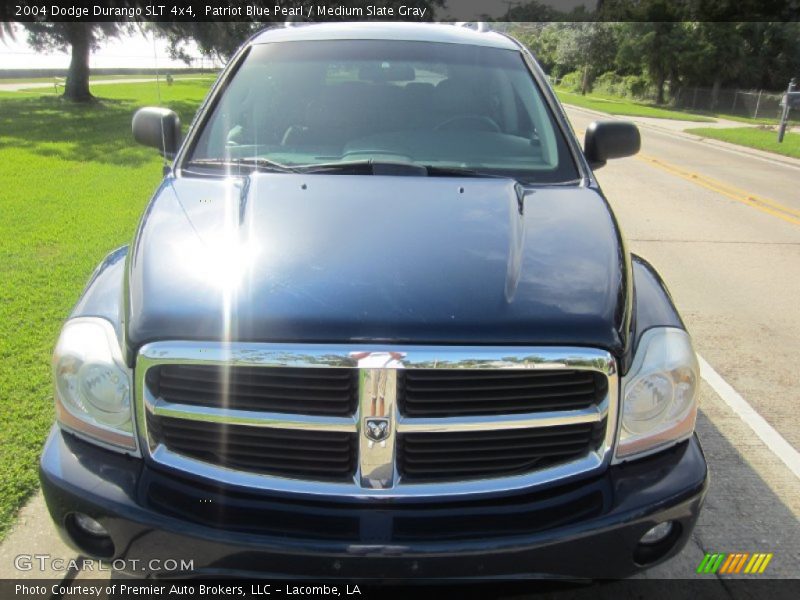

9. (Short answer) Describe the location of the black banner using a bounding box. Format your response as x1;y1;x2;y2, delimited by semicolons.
2;0;800;23
4;578;800;600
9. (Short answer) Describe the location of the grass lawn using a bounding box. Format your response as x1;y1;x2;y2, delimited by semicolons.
0;80;213;539
555;89;715;122
684;126;800;159
708;113;784;126
0;74;217;85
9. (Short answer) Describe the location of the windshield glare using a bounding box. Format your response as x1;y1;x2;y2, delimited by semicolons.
188;40;578;183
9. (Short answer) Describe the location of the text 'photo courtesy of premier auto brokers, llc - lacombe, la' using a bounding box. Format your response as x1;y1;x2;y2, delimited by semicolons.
20;583;361;597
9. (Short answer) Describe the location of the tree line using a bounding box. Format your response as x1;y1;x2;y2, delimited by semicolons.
505;1;800;106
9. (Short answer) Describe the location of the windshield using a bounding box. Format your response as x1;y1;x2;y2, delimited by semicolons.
187;40;579;183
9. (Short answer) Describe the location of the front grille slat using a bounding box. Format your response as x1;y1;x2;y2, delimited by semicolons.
404;376;595;392
162;364;355;380
395;401;593;416
396;426;593;445
397;420;606;482
157;430;352;454
156;389;353;412
400;387;597;403
152;364;357;417
154;417;350;442
402;446;587;465
398;369;604;417
160;374;354;393
149;414;357;481
401;437;593;455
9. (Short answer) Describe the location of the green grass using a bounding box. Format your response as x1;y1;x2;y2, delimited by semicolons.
684;126;800;159
0;74;216;85
708;113;782;126
0;80;213;539
555;88;715;122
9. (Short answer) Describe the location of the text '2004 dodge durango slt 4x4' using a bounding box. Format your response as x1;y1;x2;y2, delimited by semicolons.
41;22;708;580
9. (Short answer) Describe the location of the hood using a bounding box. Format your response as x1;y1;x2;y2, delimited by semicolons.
126;173;630;355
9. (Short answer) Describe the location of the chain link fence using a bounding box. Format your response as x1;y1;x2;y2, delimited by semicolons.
672;87;785;120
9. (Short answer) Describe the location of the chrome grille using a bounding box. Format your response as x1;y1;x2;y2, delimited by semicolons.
136;343;617;499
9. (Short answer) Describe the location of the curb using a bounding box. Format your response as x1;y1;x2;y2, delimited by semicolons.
564;104;800;171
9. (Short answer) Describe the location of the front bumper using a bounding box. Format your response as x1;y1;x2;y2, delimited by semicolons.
40;426;707;580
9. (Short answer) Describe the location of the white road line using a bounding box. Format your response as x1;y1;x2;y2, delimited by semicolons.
698;354;800;479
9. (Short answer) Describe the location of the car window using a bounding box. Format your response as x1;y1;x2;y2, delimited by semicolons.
188;40;578;183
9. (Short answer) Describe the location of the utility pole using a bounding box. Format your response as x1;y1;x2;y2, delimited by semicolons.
754;90;762;120
778;78;796;143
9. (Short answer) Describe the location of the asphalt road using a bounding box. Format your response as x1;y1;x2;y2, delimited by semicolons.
557;107;800;587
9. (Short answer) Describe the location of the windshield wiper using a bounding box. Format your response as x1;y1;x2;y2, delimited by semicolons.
422;165;513;180
297;160;518;180
184;157;297;173
188;158;525;183
297;160;427;176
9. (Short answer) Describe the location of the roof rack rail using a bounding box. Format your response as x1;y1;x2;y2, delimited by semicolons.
454;22;491;33
284;17;301;27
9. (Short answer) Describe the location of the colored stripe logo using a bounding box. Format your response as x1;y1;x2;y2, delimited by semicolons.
696;552;773;574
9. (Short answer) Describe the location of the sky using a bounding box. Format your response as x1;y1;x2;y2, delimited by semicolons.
0;25;214;70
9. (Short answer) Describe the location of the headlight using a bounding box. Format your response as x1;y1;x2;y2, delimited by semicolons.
615;328;699;461
53;317;137;452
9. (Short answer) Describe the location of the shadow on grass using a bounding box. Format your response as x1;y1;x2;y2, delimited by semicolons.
0;94;201;167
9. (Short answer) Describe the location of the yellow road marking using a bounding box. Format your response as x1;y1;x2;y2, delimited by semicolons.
575;128;800;227
638;154;800;227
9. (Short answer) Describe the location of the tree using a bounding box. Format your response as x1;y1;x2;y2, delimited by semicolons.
679;23;745;108
19;22;129;102
154;22;264;65
553;23;618;94
616;22;678;103
738;22;800;90
507;23;561;74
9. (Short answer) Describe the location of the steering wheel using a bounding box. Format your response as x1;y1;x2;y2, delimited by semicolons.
434;115;501;133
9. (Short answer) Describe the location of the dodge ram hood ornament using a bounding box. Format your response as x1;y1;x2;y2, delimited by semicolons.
365;417;390;442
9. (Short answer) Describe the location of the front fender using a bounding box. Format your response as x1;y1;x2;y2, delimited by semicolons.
69;246;128;341
624;254;686;374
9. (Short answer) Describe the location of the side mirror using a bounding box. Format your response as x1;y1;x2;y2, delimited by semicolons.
132;107;182;158
584;121;640;169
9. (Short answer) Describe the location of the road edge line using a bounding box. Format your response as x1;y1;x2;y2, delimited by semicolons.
698;354;800;479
